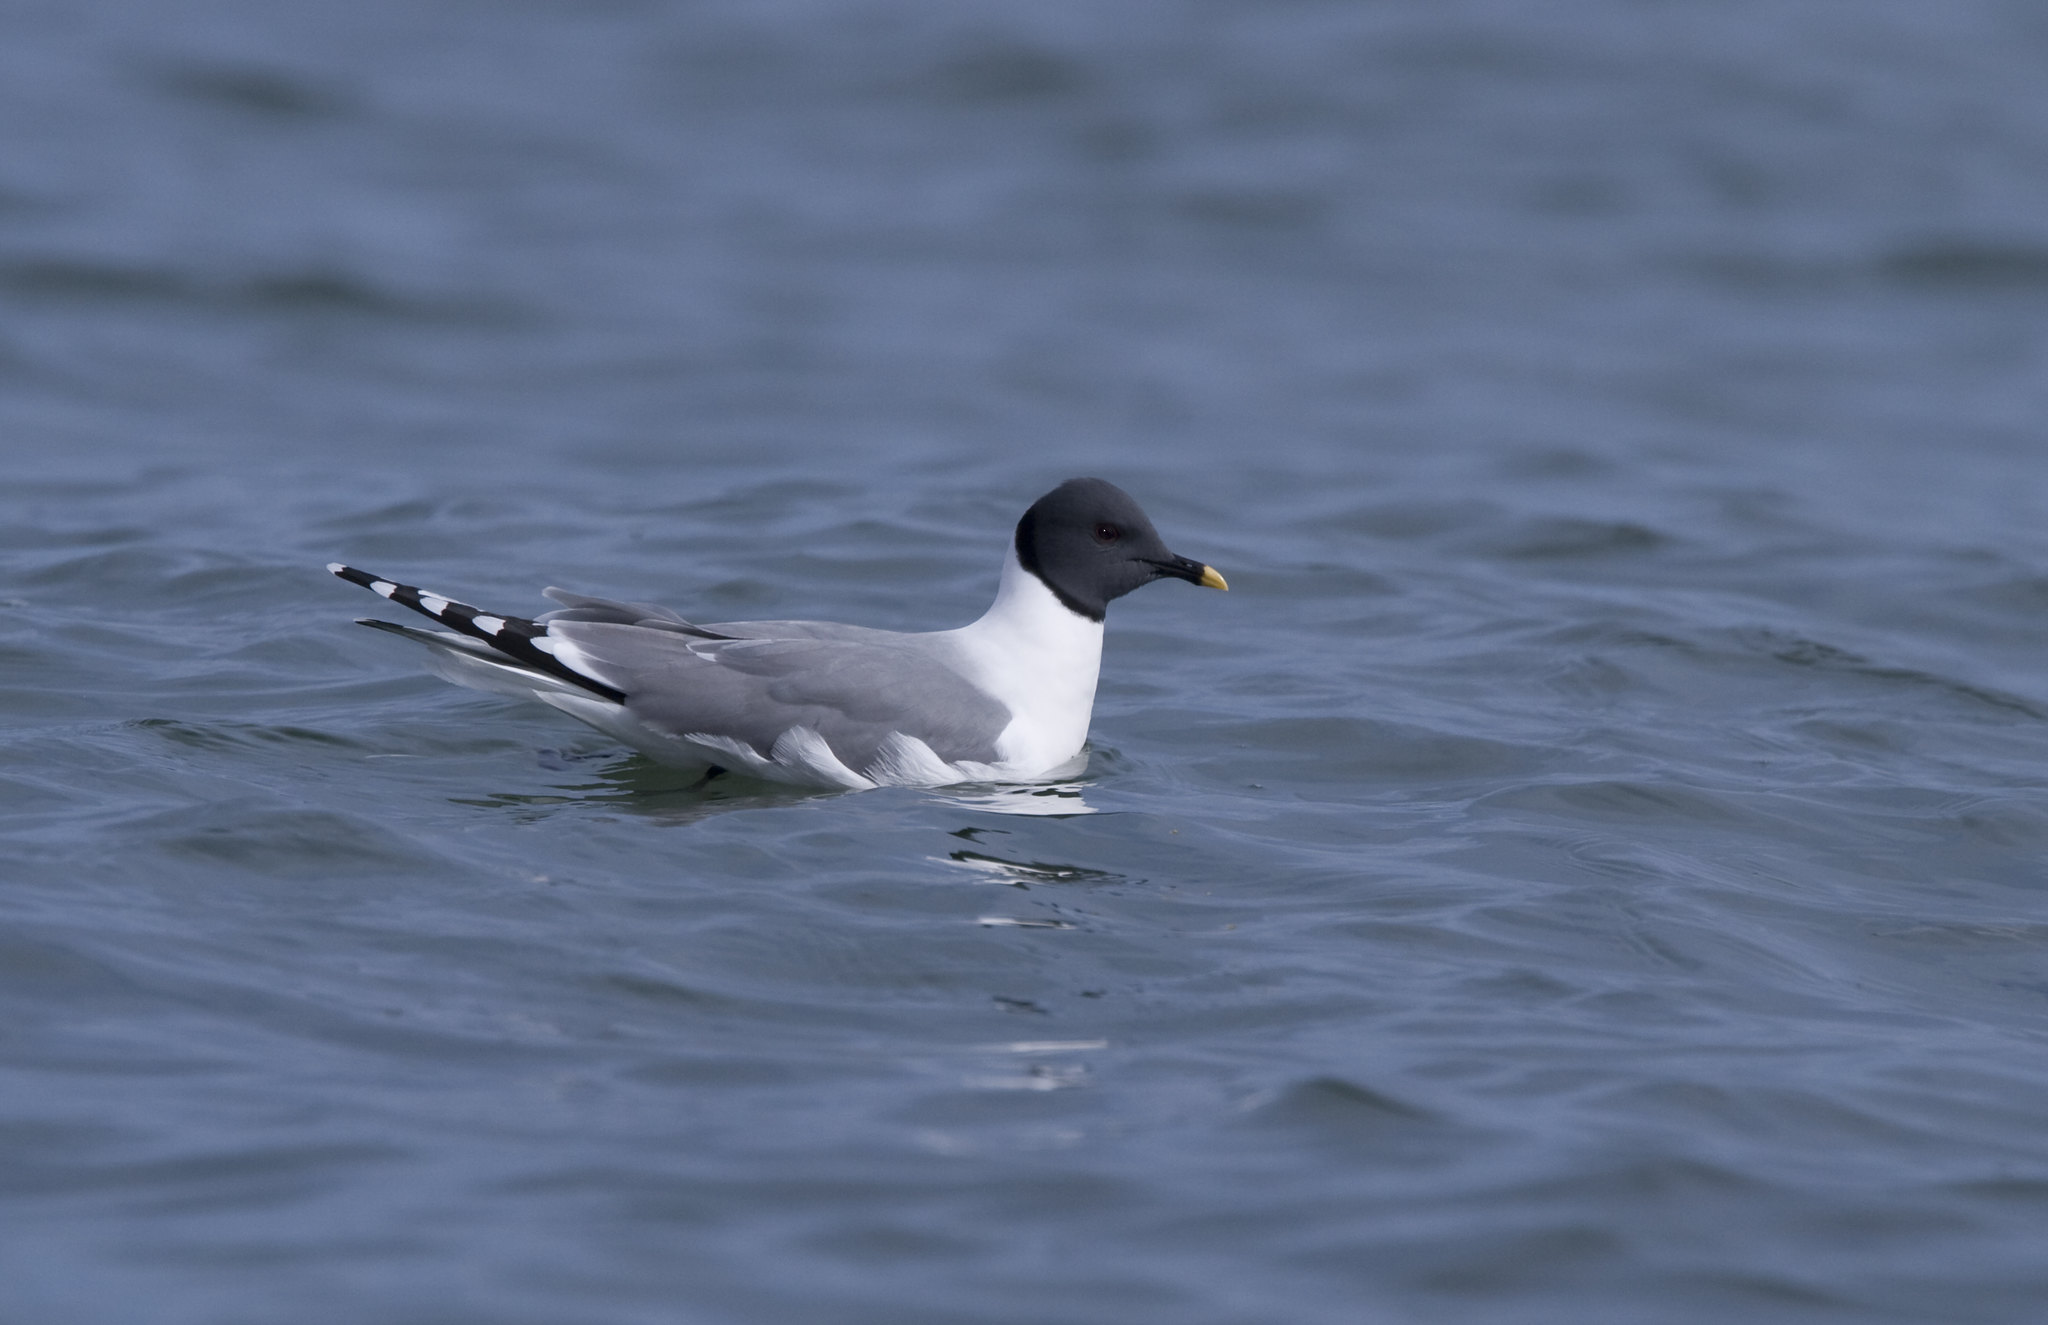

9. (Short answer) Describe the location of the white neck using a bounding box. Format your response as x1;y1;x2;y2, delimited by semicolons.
946;548;1105;771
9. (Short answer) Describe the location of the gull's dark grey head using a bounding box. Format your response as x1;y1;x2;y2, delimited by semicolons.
1013;477;1227;622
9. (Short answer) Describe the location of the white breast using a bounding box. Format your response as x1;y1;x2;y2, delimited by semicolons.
940;549;1105;777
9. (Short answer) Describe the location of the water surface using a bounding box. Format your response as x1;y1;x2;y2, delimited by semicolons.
6;3;2048;1322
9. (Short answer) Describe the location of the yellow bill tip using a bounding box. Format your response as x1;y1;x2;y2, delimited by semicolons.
1198;565;1228;591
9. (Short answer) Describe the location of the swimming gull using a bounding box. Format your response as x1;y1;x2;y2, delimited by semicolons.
328;477;1227;789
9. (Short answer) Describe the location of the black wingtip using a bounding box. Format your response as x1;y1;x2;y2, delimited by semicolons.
335;572;627;704
329;563;383;589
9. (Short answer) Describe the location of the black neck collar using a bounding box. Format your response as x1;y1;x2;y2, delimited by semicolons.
1013;510;1105;622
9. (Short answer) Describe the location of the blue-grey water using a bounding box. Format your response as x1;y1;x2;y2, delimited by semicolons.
7;3;2048;1321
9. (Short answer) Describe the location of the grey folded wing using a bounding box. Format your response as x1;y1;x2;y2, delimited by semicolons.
546;621;1012;768
539;588;740;638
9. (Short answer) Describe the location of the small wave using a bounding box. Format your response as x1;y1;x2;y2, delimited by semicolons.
1478;516;1671;561
0;256;527;324
1879;240;2048;290
149;62;354;120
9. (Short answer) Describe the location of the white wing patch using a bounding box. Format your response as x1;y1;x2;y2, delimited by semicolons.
547;632;617;678
678;731;768;773
677;726;877;790
769;727;874;790
865;732;963;786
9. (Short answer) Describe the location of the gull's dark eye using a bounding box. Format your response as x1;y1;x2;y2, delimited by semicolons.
1094;523;1121;543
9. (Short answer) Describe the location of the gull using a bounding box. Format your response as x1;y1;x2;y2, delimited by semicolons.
329;477;1226;790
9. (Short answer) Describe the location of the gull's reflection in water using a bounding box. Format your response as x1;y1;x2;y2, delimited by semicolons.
456;750;1097;826
928;780;1096;818
938;850;1122;887
933;842;1122;929
454;749;830;824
